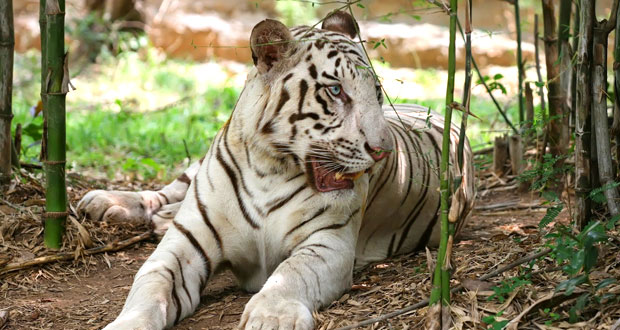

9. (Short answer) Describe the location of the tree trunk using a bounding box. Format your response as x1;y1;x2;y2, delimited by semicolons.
0;0;14;184
574;0;594;229
43;0;68;249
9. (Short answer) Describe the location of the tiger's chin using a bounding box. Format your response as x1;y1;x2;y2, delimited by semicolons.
306;157;370;193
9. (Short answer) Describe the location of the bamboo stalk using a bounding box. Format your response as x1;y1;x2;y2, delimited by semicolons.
513;0;524;125
534;14;546;117
455;18;518;135
0;0;14;184
43;0;68;249
591;0;620;218
613;0;620;172
574;0;595;229
428;0;458;327
558;0;572;132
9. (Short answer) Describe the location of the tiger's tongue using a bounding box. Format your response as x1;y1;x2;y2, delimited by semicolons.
312;159;354;192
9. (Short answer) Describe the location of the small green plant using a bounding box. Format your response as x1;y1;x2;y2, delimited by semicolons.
488;277;531;303
482;311;509;330
477;74;507;95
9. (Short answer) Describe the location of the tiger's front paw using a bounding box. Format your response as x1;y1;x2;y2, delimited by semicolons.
240;293;314;330
77;190;154;225
103;315;159;330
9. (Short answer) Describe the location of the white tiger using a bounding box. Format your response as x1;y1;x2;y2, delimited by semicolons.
77;11;475;330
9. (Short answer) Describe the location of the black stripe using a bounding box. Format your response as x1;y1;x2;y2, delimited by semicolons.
275;88;290;114
314;93;332;115
322;71;338;81
172;221;211;289
386;234;396;258
394;150;432;253
158;192;170;204
286;172;305;182
298;80;308;113
194;175;223;251
216;144;260;229
267;184;307;215
309;64;317;79
177;173;191;184
294;208;360;248
285;205;330;237
163;266;182;324
172;252;192;306
223;125;253;198
414;201;441;251
327;50;338;58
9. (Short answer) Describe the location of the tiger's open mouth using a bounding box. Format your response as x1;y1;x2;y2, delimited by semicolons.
306;157;369;192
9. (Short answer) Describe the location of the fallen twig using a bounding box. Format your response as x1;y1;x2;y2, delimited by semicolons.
334;248;552;330
0;231;152;275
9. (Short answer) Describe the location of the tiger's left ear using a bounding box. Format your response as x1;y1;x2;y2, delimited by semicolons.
250;19;293;74
321;11;359;39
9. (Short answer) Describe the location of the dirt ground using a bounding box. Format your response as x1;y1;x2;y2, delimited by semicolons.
1;166;619;330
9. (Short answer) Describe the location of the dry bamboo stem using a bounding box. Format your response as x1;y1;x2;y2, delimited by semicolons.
0;0;14;183
592;6;620;217
574;0;594;229
0;231;152;275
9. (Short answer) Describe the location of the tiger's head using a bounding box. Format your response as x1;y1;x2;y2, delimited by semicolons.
244;11;393;193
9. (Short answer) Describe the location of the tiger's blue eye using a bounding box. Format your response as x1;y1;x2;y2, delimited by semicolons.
328;85;341;96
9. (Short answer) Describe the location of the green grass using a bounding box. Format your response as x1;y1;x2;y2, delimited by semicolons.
12;44;516;181
12;50;239;181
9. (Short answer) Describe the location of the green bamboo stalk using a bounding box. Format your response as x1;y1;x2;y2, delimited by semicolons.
43;0;67;249
429;0;457;316
458;0;472;171
558;0;572;131
39;0;47;162
514;0;524;125
0;0;14;184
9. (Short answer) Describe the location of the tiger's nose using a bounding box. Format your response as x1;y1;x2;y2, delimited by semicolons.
365;143;390;162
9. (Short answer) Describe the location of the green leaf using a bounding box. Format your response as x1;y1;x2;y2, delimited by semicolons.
596;278;617;290
539;204;563;229
357;3;365;8
556;275;587;295
535;81;545;87
493;73;504;80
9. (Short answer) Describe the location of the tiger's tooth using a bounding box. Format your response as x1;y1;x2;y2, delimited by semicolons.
334;172;343;180
351;171;363;180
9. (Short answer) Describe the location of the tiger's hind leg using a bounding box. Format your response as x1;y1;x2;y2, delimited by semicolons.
77;161;201;232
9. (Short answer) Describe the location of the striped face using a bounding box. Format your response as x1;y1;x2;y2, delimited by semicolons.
254;23;393;193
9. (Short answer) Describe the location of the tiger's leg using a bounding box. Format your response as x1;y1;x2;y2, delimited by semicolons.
240;210;362;330
77;160;201;232
103;181;224;330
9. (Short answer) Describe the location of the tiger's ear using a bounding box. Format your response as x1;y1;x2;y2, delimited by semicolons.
321;11;359;39
250;19;293;74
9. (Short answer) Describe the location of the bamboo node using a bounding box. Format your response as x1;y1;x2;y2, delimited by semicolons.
0;113;14;119
44;211;68;218
0;41;15;46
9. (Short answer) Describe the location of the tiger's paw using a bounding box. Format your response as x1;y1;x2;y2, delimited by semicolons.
77;190;157;225
240;293;314;330
102;316;159;330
